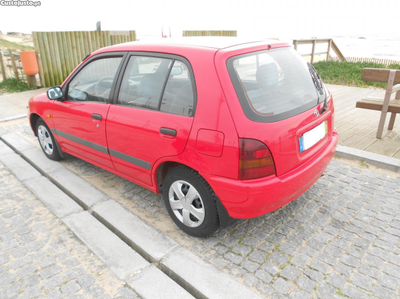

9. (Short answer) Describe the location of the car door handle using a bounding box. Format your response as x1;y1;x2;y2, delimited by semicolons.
160;128;177;136
92;114;102;120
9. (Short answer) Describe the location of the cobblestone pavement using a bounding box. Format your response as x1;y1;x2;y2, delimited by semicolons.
0;160;140;298
2;120;400;299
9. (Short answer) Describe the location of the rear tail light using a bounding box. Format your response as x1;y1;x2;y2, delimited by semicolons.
239;138;276;180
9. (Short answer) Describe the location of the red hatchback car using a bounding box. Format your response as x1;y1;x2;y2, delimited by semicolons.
29;38;338;237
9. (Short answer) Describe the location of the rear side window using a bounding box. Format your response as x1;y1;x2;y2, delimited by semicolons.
118;57;172;110
160;61;194;116
227;48;319;122
118;56;195;116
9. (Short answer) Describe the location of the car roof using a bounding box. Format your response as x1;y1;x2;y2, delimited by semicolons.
94;37;287;55
124;37;280;49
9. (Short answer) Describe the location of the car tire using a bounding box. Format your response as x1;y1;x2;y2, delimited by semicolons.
163;166;220;238
36;118;61;161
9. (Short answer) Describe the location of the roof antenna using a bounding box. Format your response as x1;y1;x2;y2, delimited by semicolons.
267;44;272;50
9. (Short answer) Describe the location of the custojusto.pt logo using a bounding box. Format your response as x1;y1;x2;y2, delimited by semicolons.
0;0;41;6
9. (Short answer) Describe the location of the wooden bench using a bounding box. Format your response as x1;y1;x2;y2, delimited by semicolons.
356;68;400;138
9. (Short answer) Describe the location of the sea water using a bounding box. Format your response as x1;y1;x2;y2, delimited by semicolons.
290;35;400;62
332;35;400;61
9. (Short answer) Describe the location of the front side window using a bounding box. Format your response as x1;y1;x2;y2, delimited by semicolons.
68;57;122;102
228;48;320;122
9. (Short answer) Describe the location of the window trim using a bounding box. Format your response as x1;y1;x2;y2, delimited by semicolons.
62;52;128;104
227;47;319;123
157;59;175;111
112;52;197;117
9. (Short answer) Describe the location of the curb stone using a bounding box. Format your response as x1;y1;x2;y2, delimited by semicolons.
161;246;264;299
62;211;150;280
127;265;195;299
48;168;109;208
24;176;83;218
335;145;400;173
92;199;179;263
0;142;41;182
0;114;27;123
1;132;35;152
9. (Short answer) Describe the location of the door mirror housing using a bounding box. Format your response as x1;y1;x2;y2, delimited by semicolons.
47;86;63;100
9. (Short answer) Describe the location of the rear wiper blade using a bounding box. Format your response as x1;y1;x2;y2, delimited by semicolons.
307;62;323;95
307;63;328;114
316;71;328;114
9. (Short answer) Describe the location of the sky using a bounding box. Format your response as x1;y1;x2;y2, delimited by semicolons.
0;0;399;40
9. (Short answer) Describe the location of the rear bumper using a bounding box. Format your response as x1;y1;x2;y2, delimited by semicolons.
202;130;338;219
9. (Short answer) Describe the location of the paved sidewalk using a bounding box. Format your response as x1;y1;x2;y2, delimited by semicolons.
0;160;140;299
0;89;45;122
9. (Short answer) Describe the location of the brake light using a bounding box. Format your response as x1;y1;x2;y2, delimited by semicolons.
239;139;276;180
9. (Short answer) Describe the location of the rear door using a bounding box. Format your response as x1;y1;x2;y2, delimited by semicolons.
52;53;125;168
106;53;195;186
222;47;334;176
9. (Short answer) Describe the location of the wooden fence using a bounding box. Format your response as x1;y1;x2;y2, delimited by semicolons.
1;51;23;81
32;30;136;87
183;30;237;37
293;39;346;63
330;56;400;67
0;50;43;86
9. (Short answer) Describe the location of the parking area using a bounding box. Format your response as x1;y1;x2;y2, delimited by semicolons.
1;118;399;298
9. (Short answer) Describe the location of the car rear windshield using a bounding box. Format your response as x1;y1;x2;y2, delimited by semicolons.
227;47;320;122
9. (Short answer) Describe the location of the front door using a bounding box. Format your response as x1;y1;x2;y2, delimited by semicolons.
106;54;196;186
52;54;125;168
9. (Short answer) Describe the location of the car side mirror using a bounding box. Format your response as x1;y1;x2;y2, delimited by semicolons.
47;86;63;100
171;66;183;76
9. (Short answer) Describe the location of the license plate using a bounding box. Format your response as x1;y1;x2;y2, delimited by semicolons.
299;121;327;153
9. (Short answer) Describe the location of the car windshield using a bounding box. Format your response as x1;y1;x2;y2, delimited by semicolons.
228;47;320;122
